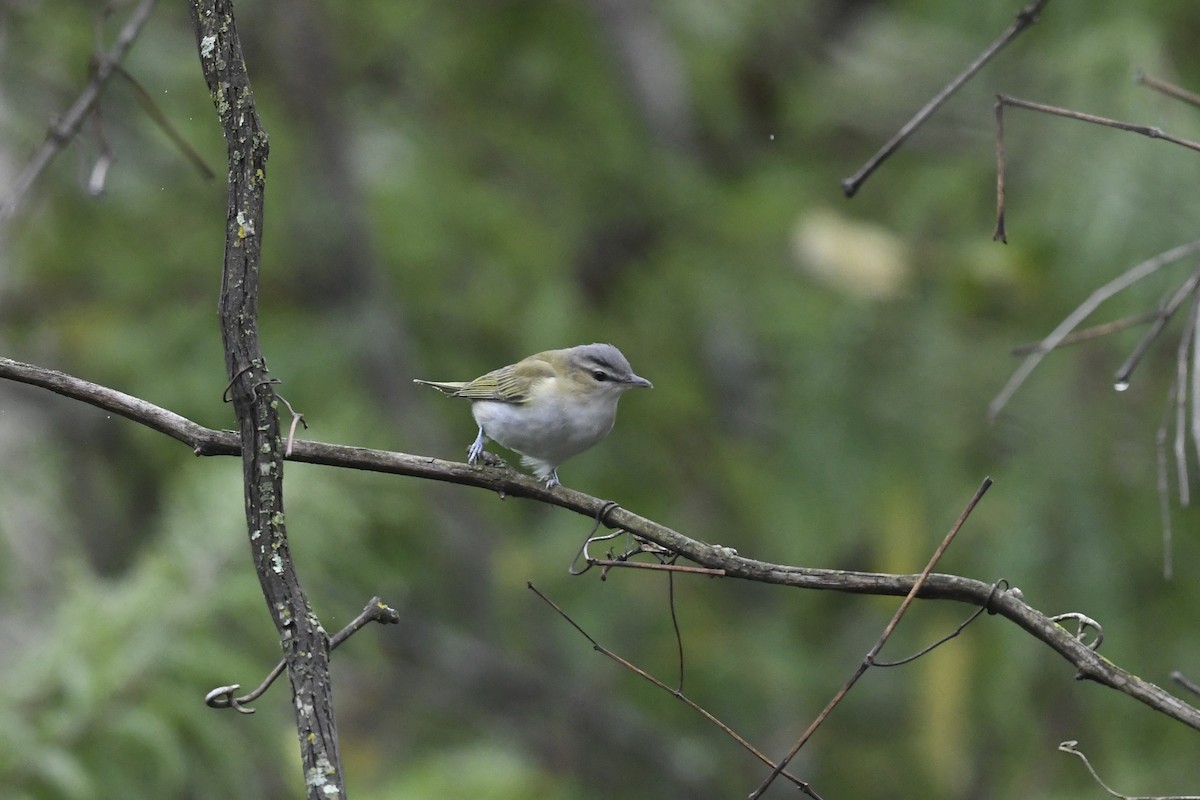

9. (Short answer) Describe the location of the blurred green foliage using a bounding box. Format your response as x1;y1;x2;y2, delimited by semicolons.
2;0;1200;797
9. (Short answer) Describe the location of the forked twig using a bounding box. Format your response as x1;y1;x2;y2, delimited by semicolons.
842;0;1051;198
994;96;1200;240
528;583;822;799
750;477;993;798
988;239;1200;420
1152;293;1200;577
996;95;1200;154
1113;270;1200;389
0;0;160;221
874;578;1008;667
569;505;726;578
205;597;399;714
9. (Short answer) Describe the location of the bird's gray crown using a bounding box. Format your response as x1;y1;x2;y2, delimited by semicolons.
570;343;635;379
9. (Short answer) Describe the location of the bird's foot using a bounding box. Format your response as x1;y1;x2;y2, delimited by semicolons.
467;428;487;464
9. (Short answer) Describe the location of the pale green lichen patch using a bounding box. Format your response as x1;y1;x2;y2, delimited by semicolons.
235;209;256;238
305;755;339;795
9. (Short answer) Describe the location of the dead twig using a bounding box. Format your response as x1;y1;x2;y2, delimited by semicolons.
1010;312;1158;356
988;239;1200;420
206;596;399;714
1058;740;1200;800
993;95;1200;241
529;582;822;799
842;0;1051;198
1135;69;1200;110
751;477;993;797
874;578;1008;667
0;0;160;221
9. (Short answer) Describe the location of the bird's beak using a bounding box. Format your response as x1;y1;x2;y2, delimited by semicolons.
627;374;653;389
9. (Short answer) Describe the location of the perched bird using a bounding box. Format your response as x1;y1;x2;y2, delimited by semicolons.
414;343;652;487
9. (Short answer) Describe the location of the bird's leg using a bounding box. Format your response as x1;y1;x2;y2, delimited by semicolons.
543;469;560;489
467;427;487;464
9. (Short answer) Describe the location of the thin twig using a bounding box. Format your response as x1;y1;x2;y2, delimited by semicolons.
993;93;1200;242
276;393;307;457
1010;312;1158;355
667;570;685;691
205;596;400;713
751;477;993;798
1113;270;1200;389
1173;297;1199;506
586;559;725;576
874;579;1008;667
994;95;1009;242
1135;69;1200;110
989;239;1200;420
0;0;161;221
528;583;822;799
996;94;1200;155
1171;672;1200;698
1156;384;1176;580
1058;740;1200;800
111;63;215;179
842;0;1051;198
1190;294;1200;502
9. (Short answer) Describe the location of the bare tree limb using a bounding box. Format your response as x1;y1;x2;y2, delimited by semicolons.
2;353;1197;733
186;2;343;797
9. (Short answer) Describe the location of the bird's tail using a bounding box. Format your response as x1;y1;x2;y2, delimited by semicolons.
413;379;469;396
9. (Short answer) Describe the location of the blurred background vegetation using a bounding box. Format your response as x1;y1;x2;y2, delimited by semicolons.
2;0;1200;797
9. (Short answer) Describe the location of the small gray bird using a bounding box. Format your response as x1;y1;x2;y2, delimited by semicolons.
414;343;652;487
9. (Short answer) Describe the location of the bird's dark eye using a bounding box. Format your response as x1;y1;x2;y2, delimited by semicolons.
591;370;609;382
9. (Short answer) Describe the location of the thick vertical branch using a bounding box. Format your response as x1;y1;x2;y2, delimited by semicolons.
187;2;343;798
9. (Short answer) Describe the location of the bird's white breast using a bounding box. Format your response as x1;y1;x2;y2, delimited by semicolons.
471;377;620;470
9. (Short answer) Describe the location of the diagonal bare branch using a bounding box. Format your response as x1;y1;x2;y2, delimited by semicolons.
0;0;160;221
842;0;1052;198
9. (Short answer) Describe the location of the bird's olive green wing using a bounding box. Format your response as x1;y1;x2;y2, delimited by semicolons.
449;356;555;403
